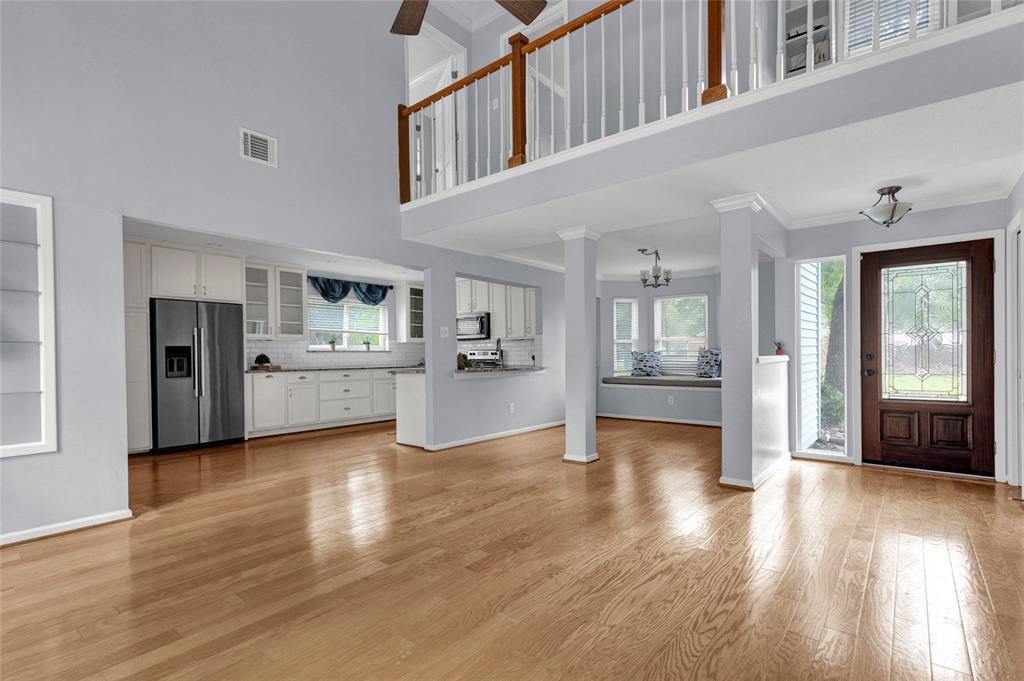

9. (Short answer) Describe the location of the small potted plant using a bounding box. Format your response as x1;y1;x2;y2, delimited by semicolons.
774;341;785;356
362;336;373;351
328;335;338;352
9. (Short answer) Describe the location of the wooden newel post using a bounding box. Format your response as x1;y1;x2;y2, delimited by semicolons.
398;104;411;204
508;32;529;168
702;0;728;105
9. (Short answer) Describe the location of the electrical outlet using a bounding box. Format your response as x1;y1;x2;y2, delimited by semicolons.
492;98;499;111
439;326;449;338
667;395;675;405
509;402;515;414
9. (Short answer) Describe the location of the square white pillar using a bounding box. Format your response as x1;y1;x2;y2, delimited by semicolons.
559;227;601;463
712;195;764;488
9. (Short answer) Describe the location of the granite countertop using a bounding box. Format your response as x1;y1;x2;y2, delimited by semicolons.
453;366;547;379
389;367;426;375
246;365;423;374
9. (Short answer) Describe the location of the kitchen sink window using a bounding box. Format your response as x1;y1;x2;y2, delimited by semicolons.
308;291;389;351
654;293;708;375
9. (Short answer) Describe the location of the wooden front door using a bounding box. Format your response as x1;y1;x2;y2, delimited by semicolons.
861;239;994;476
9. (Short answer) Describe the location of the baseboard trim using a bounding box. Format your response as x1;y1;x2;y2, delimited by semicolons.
0;508;133;546
718;476;755;490
597;413;722;427
563;451;599;464
791;450;855;465
425;420;565;451
753;453;790;488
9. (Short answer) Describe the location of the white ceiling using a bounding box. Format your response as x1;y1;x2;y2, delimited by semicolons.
409;82;1024;274
124;218;424;283
430;0;506;31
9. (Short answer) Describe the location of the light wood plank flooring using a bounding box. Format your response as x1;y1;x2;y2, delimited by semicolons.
1;419;1021;680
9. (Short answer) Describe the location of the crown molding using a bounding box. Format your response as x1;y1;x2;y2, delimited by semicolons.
557;227;603;241
709;193;767;214
492;252;565;273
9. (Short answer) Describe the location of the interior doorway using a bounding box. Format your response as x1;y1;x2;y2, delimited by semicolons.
405;23;467;196
860;239;995;476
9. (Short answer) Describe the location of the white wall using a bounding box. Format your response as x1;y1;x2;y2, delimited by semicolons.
1;1;566;537
0;201;130;541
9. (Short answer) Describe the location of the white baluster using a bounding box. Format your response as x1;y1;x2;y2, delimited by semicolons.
583;25;589;143
872;0;881;51
749;0;758;91
777;0;785;79
697;0;705;105
682;0;689;111
949;0;960;26
485;75;492;175
991;0;1001;15
829;0;837;62
499;66;506;169
619;9;625;130
806;0;815;72
534;51;540;158
729;0;738;94
472;83;479;181
565;33;572;149
639;0;646;124
909;0;918;39
601;14;607;138
414;110;422;198
549;43;555;154
659;0;667;118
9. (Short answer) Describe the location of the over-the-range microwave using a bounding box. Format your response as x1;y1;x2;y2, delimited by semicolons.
456;313;490;340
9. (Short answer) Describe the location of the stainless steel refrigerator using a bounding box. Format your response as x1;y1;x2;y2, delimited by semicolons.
151;299;244;451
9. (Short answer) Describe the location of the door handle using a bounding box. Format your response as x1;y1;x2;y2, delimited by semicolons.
191;328;199;397
199;327;207;397
863;368;876;377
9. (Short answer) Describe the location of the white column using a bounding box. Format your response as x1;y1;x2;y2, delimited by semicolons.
710;194;765;488
559;227;601;463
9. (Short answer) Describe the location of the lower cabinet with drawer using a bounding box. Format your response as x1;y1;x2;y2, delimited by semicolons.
247;369;398;438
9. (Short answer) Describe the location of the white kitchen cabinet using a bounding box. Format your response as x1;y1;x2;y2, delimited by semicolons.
471;279;490;312
395;373;425;447
373;379;396;415
276;267;306;339
244;264;274;338
123;241;149;309
287;381;318;426
524;288;537;338
407;285;424;341
125;309;151;452
456;278;473;314
251;373;287;430
507;285;526;338
151;245;199;298
200;253;243;302
489;283;507;340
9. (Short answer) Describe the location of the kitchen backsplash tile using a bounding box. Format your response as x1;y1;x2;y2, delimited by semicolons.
458;337;541;367
247;339;425;369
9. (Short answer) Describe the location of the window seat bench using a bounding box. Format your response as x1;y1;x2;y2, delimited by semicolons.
601;376;721;389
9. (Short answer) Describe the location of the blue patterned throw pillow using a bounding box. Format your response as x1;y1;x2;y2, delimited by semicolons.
696;348;722;378
631;351;662;376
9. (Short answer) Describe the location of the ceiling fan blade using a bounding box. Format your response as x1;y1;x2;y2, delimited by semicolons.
391;0;428;35
496;0;548;25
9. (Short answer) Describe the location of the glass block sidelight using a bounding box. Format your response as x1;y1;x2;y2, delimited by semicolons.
880;260;968;402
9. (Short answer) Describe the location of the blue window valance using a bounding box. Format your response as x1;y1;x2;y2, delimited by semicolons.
307;276;392;306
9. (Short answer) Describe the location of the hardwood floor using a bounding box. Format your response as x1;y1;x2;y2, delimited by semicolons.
1;418;1021;680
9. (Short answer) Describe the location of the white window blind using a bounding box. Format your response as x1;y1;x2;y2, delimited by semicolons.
308;288;389;350
1;190;57;457
846;0;939;55
798;263;822;449
612;298;638;375
654;294;708;375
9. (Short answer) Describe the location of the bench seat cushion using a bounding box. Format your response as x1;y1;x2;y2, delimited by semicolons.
602;375;722;388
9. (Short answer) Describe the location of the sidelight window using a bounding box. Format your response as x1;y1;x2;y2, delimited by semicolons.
797;259;846;453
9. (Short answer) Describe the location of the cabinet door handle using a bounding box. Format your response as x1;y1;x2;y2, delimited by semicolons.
344;406;351;411
203;284;207;296
193;283;197;295
264;374;274;379
343;388;350;393
298;375;307;380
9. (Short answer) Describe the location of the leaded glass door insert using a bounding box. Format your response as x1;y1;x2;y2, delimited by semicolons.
880;260;968;402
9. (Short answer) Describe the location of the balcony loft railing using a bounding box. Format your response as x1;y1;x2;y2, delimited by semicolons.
398;0;1019;204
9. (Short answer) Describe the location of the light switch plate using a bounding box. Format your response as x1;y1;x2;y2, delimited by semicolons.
440;326;449;338
667;395;675;405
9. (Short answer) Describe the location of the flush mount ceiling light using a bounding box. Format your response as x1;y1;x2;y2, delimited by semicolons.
860;185;913;227
639;248;672;288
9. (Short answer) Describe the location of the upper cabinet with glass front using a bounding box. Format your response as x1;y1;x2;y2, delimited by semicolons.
244;262;307;340
408;285;424;341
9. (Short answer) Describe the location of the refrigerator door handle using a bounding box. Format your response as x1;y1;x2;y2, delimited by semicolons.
192;328;199;397
200;327;208;397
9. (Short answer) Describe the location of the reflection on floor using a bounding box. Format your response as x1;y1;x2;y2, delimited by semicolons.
1;419;1021;680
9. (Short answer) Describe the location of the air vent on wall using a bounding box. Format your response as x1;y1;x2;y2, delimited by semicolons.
239;127;277;167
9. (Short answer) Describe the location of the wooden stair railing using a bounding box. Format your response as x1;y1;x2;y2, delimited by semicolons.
398;0;728;204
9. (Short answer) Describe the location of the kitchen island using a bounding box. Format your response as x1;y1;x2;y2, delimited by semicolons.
453;366;547;379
